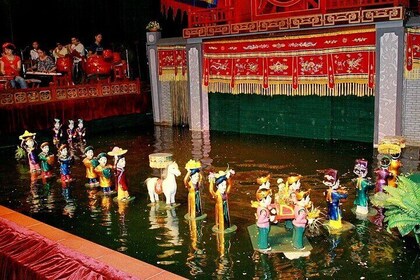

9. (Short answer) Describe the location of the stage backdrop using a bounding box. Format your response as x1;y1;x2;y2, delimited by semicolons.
203;28;376;96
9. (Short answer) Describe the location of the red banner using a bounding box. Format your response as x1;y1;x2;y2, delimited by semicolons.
158;46;187;81
203;28;376;96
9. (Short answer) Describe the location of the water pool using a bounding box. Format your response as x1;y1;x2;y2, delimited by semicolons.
0;125;419;279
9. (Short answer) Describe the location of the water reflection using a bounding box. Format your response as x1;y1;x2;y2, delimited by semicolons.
149;203;183;265
214;232;234;278
3;126;420;279
117;200;129;252
186;218;206;276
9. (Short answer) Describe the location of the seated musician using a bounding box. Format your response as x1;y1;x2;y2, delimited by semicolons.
0;42;27;89
68;36;86;84
29;41;40;61
52;42;69;61
27;48;57;87
87;33;104;57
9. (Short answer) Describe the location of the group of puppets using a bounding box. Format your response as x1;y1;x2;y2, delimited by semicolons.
17;118;132;202
16;120;404;258
252;142;403;256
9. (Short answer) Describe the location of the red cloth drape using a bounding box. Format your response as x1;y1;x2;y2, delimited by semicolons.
0;217;137;280
0;93;150;135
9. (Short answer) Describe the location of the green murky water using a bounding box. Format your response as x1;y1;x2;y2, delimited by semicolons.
0;125;419;279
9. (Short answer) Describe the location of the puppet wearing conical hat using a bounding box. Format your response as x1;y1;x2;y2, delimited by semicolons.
19;130;41;174
108;147;130;201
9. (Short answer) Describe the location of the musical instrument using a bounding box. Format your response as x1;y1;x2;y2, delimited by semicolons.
56;57;72;73
85;55;112;76
112;52;122;64
103;49;113;61
26;71;62;76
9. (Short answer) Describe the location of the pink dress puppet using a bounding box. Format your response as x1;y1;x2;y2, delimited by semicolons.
19;130;41;177
375;156;393;193
292;191;310;250
256;188;272;251
52;118;63;148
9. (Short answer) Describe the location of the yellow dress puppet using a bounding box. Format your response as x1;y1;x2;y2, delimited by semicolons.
184;159;205;220
209;168;236;233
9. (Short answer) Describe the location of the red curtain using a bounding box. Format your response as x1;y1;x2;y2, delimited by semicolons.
0;217;137;280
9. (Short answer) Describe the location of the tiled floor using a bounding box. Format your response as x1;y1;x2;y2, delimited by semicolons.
0;205;186;280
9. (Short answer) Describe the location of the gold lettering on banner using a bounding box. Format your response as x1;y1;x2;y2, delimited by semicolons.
269;61;288;72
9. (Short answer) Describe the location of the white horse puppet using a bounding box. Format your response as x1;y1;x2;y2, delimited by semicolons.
145;161;181;205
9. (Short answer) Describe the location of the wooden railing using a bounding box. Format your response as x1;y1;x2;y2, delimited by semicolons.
326;0;410;10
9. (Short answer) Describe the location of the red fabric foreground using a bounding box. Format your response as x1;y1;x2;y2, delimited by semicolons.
0;217;138;280
0;93;150;135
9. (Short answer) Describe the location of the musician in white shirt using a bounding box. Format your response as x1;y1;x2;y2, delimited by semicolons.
52;42;69;61
29;41;40;61
69;37;85;63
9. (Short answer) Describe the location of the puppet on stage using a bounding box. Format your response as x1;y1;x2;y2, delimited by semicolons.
388;153;402;187
209;167;236;233
57;144;73;189
293;190;311;250
353;159;374;215
255;187;272;251
38;142;55;180
67;119;77;148
52;118;63;148
19;130;41;175
83;146;99;187
94;152;114;195
76;119;86;144
184;159;205;220
374;156;393;193
323;169;348;230
108;147;133;201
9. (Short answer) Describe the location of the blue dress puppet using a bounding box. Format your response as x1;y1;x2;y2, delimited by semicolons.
57;144;73;196
324;169;348;230
353;159;374;216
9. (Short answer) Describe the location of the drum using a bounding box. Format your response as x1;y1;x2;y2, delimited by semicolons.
85;55;112;76
56;57;72;73
112;52;122;64
149;153;173;169
103;49;113;61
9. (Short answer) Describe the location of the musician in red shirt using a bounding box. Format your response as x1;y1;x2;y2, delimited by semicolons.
0;42;27;89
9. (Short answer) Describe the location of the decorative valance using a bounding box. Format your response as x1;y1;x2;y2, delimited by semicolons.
158;46;188;81
203;29;376;96
405;28;420;79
